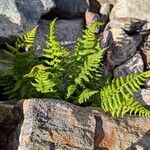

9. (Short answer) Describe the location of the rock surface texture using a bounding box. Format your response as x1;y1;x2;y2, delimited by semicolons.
0;0;55;43
0;99;150;150
53;0;89;18
114;52;144;77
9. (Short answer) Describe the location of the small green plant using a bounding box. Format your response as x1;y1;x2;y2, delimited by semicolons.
0;19;150;118
0;27;39;99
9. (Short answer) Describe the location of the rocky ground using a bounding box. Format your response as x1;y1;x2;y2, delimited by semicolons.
0;99;150;150
0;0;150;149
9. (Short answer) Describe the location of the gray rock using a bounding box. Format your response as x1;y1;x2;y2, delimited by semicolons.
2;99;150;150
100;3;111;22
35;19;84;56
110;0;150;30
54;0;89;19
136;89;150;106
114;52;144;77
101;23;142;66
0;0;55;43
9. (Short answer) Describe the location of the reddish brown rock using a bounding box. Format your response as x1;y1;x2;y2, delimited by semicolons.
1;99;150;150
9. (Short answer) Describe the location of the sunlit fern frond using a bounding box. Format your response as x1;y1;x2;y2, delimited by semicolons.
74;22;104;60
100;70;150;117
42;18;69;71
15;26;38;51
77;89;98;104
67;49;104;99
25;64;56;93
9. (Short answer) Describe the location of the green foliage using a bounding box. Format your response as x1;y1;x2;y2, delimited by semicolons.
1;19;150;118
42;18;69;70
0;27;38;99
100;71;150;117
66;22;104;103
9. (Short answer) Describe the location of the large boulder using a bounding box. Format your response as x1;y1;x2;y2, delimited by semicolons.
0;0;55;43
1;99;150;150
110;0;150;29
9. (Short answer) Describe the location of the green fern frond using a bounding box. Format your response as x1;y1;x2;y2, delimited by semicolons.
25;64;56;93
31;72;56;93
66;22;105;103
77;89;98;104
67;48;104;99
74;22;104;59
42;19;69;70
0;27;38;99
15;26;38;50
100;70;150;117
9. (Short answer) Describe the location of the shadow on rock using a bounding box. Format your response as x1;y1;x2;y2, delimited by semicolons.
94;116;109;150
126;129;150;150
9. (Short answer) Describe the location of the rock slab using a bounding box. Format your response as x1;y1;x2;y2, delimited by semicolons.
1;99;150;150
18;99;96;150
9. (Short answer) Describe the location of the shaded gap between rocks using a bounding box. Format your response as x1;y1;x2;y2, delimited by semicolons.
94;116;109;150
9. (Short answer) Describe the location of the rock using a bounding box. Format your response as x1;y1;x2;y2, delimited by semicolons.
85;11;100;26
113;52;144;77
97;0;117;6
1;99;150;150
0;0;55;43
0;100;21;149
140;33;150;69
35;19;84;56
93;109;150;150
0;101;14;124
100;3;111;22
88;0;100;13
101;19;143;66
52;0;89;19
136;89;150;106
110;0;150;29
18;99;96;150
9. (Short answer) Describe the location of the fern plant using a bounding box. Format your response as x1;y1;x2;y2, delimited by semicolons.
25;19;69;99
1;19;150;118
100;71;150;118
0;27;39;99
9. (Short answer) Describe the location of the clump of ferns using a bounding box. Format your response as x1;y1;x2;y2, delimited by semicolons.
1;19;150;118
0;27;39;99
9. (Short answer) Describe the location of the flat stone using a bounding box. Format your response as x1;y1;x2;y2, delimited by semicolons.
113;52;144;77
